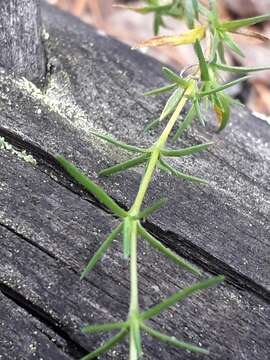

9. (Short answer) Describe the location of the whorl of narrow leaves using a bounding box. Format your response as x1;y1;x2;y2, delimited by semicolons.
56;1;270;359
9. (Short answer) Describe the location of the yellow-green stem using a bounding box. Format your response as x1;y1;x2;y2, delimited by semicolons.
130;81;195;216
129;220;139;360
128;81;195;360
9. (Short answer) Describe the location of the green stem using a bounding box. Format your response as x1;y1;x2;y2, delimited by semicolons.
130;81;195;216
127;81;195;360
129;220;139;360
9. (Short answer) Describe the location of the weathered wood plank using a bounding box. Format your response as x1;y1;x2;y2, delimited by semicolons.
0;3;268;297
0;286;73;359
0;150;270;359
0;0;45;82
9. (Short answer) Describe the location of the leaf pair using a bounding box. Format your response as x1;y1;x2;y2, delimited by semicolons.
157;140;212;184
208;3;270;60
80;275;224;359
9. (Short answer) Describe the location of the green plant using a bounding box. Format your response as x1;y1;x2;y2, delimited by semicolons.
57;1;270;359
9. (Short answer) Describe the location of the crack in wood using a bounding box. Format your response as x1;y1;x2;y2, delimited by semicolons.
0;282;88;358
1;125;270;306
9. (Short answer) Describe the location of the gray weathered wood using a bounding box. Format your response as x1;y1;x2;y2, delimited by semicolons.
0;0;45;82
0;3;269;297
0;3;269;359
0;151;270;359
0;287;73;359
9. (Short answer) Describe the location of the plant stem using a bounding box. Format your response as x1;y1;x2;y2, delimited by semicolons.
130;81;195;216
128;81;195;359
129;220;139;360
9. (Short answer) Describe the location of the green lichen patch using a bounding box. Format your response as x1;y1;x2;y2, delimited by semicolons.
0;136;37;166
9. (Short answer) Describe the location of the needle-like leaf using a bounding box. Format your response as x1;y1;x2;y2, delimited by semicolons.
140;275;225;321
99;153;149;177
82;321;128;334
213;62;270;73
143;83;176;97
192;0;199;19
80;329;128;360
213;93;231;132
160;88;183;121
185;0;195;29
114;4;171;15
162;67;189;88
57;156;127;218
135;197;167;220
161;142;213;157
80;223;123;280
144;117;161;132
194;99;205;125
138;224;201;276
194;39;210;81
173;105;196;141
158;159;208;184
199;76;250;96
141;323;209;354
89;131;146;153
220;13;270;32
221;32;245;58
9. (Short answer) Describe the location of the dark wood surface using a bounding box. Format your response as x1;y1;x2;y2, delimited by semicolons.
0;3;269;359
0;0;45;82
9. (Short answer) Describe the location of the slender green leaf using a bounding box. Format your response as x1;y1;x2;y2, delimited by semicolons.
82;321;128;334
209;31;220;63
222;32;245;57
143;83;176;97
160;88;183;121
213;93;231;132
192;0;199;19
136;198;167;220
162;67;189;88
57;156;127;218
209;0;218;18
123;217;132;258
121;4;171;15
139;224;201;276
154;12;162;35
173;105;196;141
194;99;205;126
141;324;209;354
80;329;127;360
213;62;270;74
161;142;213;157
80;223;123;280
197;2;210;16
99;154;149;177
217;40;226;63
89;131;145;153
141;275;225;320
158;159;208;184
194;40;210;81
200;76;250;96
144;117;161;132
221;13;270;32
185;0;194;29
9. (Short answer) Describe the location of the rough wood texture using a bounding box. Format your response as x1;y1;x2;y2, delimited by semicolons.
0;0;45;82
0;3;269;359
